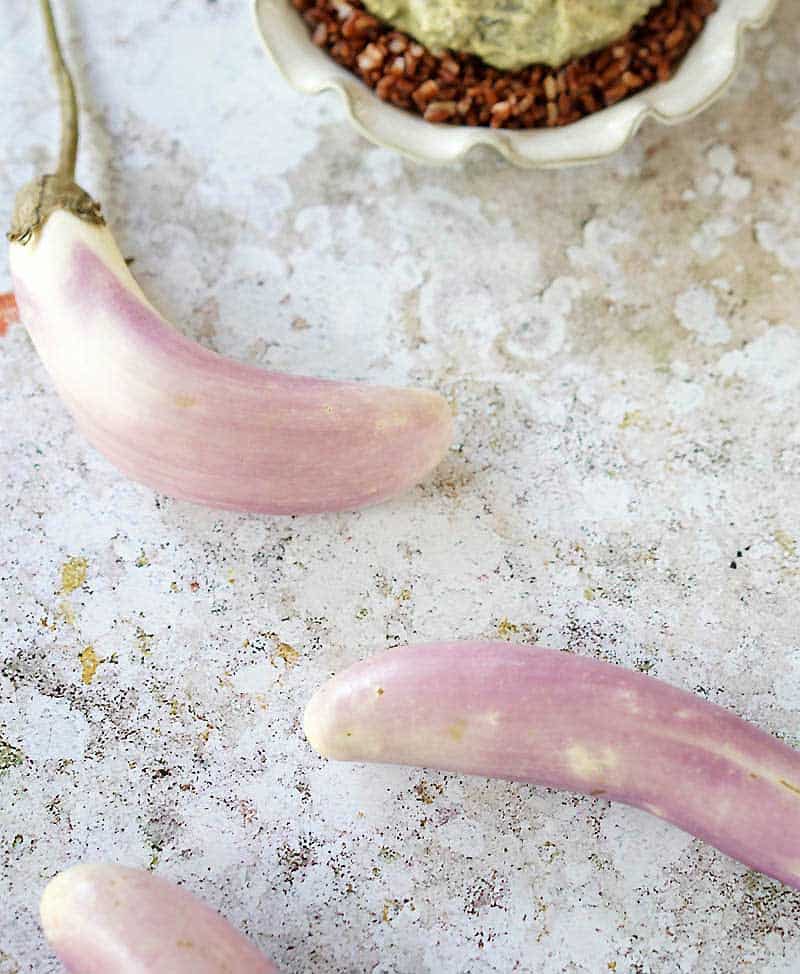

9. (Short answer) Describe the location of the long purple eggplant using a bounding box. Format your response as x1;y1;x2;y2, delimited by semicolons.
304;641;800;890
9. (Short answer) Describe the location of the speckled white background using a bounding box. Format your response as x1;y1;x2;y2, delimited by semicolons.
1;1;799;972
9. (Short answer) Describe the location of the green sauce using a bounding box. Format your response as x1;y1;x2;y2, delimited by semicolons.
362;0;659;70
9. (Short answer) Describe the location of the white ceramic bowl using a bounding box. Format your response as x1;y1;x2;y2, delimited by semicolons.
253;0;780;168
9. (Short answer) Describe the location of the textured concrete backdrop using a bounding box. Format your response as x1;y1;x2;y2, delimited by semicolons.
1;1;798;971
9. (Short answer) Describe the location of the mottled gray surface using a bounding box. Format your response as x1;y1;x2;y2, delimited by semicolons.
1;1;799;972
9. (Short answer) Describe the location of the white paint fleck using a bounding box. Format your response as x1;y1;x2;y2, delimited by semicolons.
690;215;739;260
580;476;633;522
720;174;752;201
671;358;692;380
603;805;693;890
0;692;90;763
499;277;586;364
696;171;721;197
707;143;736;176
359;147;405;187
666;379;706;414
674;286;731;345
756;222;800;270
232;662;277;693
774;655;800;711
567;210;639;303
719;325;800;392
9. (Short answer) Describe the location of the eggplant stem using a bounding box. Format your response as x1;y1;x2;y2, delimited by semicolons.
7;0;102;244
38;0;79;181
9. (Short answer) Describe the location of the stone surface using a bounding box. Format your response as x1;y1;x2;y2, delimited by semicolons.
0;1;798;972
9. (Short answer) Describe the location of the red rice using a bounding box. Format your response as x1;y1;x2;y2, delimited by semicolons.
293;0;717;128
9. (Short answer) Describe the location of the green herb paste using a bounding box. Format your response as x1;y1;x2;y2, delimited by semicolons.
362;0;660;70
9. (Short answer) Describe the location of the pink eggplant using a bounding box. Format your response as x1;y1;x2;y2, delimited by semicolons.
40;863;278;973
8;1;451;515
305;641;800;890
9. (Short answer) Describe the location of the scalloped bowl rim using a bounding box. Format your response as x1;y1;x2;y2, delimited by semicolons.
253;0;781;168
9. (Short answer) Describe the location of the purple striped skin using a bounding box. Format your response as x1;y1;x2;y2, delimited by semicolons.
304;642;800;890
40;864;279;974
10;213;452;514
